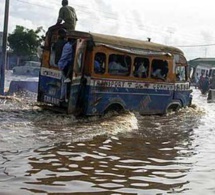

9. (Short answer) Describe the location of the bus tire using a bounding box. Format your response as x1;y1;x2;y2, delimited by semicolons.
166;102;182;113
104;103;124;115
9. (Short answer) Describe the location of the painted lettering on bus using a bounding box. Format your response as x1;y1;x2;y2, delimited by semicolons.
135;83;144;89
41;68;61;79
44;95;60;105
96;80;125;88
153;84;174;90
175;83;189;90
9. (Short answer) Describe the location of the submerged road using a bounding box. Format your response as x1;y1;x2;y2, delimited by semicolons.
0;74;215;194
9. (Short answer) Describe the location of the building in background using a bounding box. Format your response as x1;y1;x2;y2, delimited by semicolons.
188;58;215;69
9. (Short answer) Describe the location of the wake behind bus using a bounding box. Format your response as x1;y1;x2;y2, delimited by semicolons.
37;29;192;116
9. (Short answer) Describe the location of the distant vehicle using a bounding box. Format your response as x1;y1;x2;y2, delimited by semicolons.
12;61;41;76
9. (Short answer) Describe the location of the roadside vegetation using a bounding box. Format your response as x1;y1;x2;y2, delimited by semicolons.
8;25;45;63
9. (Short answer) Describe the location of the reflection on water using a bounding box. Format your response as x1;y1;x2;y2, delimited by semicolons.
1;87;215;194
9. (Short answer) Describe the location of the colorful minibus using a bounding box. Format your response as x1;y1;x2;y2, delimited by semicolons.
37;30;192;115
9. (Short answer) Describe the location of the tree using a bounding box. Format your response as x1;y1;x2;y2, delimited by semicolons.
8;25;45;62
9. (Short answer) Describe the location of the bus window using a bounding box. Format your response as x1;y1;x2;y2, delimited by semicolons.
176;66;186;81
94;52;106;74
151;59;169;80
133;57;149;78
108;54;131;76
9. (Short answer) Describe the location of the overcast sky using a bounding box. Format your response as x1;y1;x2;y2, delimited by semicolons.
1;0;215;60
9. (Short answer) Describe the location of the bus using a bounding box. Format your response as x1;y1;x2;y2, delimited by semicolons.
37;29;192;115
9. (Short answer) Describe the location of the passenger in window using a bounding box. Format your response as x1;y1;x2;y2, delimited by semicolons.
161;61;169;79
176;73;181;81
152;62;168;80
94;56;102;73
152;68;163;79
137;62;147;78
109;55;128;73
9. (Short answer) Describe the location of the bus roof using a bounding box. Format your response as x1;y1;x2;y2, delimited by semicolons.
67;31;184;56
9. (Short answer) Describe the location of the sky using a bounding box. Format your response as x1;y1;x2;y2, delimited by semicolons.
1;0;215;60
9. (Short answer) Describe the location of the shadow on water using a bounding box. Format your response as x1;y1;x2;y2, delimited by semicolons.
0;89;207;195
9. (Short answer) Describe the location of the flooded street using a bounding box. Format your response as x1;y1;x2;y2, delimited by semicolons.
0;75;215;194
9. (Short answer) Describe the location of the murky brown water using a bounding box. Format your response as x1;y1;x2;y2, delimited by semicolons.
1;86;215;195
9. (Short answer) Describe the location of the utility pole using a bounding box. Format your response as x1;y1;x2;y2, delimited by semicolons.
0;0;10;95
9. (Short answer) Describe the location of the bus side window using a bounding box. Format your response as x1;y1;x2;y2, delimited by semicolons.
151;59;169;80
108;54;131;76
94;52;106;74
133;57;149;78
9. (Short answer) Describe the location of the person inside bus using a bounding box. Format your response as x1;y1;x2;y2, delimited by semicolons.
152;68;163;79
152;61;168;80
50;28;67;66
161;61;169;79
94;56;102;73
108;55;128;74
176;72;181;81
137;62;147;78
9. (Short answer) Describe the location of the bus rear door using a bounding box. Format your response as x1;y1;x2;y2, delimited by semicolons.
37;52;63;108
67;38;87;114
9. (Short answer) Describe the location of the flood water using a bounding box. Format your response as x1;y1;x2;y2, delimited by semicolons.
0;72;215;195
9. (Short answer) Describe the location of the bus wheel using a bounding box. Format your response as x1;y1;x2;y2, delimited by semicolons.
166;103;181;113
104;104;124;115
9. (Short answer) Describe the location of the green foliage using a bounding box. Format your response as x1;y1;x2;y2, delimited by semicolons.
8;25;45;58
